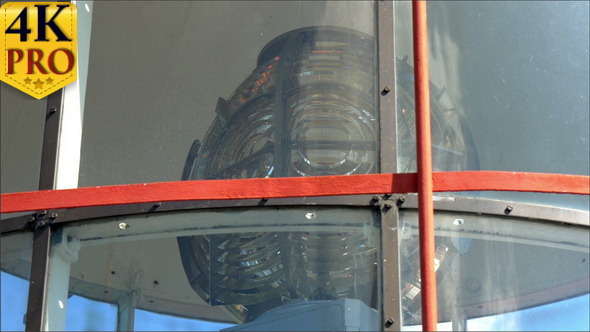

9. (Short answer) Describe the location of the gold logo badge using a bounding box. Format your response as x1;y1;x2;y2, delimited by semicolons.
1;2;77;99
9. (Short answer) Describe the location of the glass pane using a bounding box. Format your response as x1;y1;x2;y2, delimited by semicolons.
0;83;46;195
395;1;589;176
440;191;589;212
134;308;234;331
65;295;117;331
1;232;33;331
58;207;381;331
399;210;590;330
467;294;590;331
79;1;377;187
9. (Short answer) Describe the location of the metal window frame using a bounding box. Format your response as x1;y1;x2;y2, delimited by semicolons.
3;194;587;236
23;88;64;332
0;2;588;332
4;192;588;331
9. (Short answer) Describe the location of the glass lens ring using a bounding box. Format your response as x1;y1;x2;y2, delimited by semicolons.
288;86;376;175
205;98;275;179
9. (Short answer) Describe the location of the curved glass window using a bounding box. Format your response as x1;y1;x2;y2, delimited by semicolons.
78;1;378;187
395;1;589;176
399;210;590;330
394;1;589;210
48;207;381;331
1;232;33;331
0;84;46;195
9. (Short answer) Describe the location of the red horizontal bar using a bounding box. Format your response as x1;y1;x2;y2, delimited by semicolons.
1;171;588;214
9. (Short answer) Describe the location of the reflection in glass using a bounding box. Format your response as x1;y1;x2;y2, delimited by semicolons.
178;27;381;329
394;1;589;208
78;1;376;187
60;207;379;330
185;27;378;180
399;210;590;329
395;57;479;173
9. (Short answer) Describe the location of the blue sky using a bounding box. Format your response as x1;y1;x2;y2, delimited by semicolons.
2;271;589;331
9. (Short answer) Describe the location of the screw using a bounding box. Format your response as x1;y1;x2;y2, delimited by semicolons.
504;206;513;214
28;216;36;223
38;210;47;217
384;317;395;328
118;222;129;230
396;197;405;207
50;212;58;219
49;107;57;113
467;278;481;291
381;86;391;96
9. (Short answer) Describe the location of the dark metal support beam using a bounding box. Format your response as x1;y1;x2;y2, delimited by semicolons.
26;89;64;331
378;0;398;174
38;90;64;190
25;226;52;332
379;196;403;331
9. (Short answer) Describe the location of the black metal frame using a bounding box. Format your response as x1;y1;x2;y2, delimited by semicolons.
377;2;402;329
3;194;587;236
2;88;64;332
4;193;587;331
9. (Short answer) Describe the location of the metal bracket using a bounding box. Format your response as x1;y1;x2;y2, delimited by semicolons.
372;194;405;211
29;210;59;231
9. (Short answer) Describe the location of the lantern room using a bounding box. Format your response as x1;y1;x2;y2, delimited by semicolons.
1;1;589;331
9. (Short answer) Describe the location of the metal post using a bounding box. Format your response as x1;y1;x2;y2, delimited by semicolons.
26;88;64;331
117;292;137;331
412;1;438;330
44;231;80;330
25;226;52;332
380;197;403;331
378;0;397;173
38;90;64;190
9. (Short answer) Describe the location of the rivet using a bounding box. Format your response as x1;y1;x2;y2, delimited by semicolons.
467;278;481;291
504;206;513;214
384;317;395;328
381;86;391;96
118;222;129;230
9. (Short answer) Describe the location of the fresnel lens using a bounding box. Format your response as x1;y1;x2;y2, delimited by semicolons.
178;26;475;329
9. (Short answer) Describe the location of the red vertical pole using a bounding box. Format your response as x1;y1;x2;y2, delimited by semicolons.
412;1;438;331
